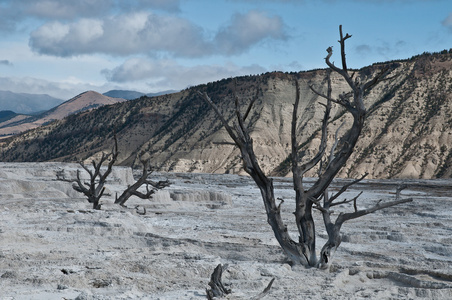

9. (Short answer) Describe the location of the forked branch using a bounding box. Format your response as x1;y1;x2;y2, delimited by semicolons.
115;156;170;207
328;173;368;205
337;196;413;225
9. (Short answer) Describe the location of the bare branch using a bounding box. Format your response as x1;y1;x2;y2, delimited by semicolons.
79;160;93;179
145;179;171;189
353;195;358;212
276;198;284;213
250;278;276;300
325;47;354;90
72;169;89;195
115;156;170;207
291;80;301;176
234;90;247;136
299;74;332;176
327;121;346;167
313;202;329;213
309;84;353;110
396;184;408;200
307;25;372;200
198;91;241;147
329;191;364;208
328;173;368;205
55;170;72;182
339;25;352;72
212;141;236;146
363;66;390;91
98;135;119;184
337;197;413;225
243;83;259;121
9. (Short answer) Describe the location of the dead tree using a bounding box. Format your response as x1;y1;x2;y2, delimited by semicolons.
199;25;413;268
56;136;119;210
206;264;231;299
114;156;171;207
74;138;118;210
57;139;170;210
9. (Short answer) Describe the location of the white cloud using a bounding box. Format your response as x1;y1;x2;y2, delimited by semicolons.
29;12;211;57
29;10;288;58
102;58;266;90
0;0;182;33
24;0;112;20
0;76;104;100
71;19;104;44
215;10;288;55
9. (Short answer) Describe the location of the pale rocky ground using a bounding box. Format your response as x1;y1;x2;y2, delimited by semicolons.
1;163;452;299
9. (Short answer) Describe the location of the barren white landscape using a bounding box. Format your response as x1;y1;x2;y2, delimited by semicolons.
1;162;452;299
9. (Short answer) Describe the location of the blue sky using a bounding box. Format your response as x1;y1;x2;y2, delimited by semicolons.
0;0;451;100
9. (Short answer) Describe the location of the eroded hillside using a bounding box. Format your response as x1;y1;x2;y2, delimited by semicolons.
1;52;452;179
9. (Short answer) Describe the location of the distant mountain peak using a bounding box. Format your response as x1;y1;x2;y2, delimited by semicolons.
0;90;63;114
42;90;126;120
0;90;125;138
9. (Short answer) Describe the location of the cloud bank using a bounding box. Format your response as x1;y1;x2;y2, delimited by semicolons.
29;10;287;58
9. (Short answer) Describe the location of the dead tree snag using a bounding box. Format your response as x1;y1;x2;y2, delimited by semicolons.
206;264;274;300
57;139;170;210
199;25;413;268
206;264;231;299
56;136;119;210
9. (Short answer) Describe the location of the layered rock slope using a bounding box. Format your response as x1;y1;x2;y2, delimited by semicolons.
1;52;452;179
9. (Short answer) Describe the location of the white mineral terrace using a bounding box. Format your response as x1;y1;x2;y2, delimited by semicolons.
0;162;451;299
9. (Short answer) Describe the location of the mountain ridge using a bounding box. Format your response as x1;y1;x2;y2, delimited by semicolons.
0;91;125;138
0;90;63;114
1;51;452;179
103;89;178;100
